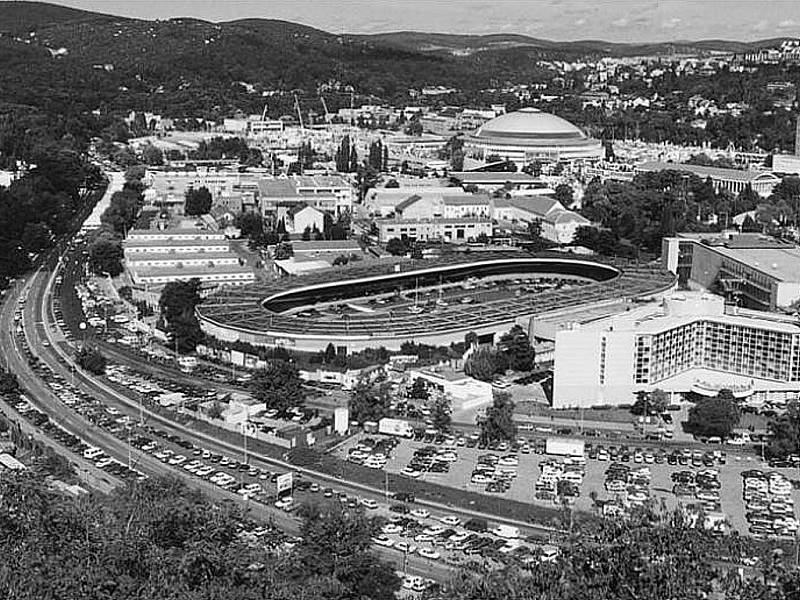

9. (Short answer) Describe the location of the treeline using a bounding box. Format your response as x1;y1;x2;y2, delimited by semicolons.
0;143;105;283
189;137;263;166
0;472;400;600
87;173;146;278
577;170;762;254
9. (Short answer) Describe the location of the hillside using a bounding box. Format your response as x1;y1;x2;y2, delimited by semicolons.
0;1;794;130
358;31;787;58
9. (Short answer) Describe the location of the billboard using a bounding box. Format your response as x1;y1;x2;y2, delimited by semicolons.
276;472;293;495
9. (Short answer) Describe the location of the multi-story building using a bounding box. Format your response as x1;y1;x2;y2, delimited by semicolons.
662;233;800;311
493;196;590;244
259;175;353;217
377;217;493;243
123;226;253;289
553;293;800;408
145;168;260;214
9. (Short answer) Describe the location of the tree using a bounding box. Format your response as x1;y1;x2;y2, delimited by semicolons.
385;237;409;256
21;222;51;253
685;391;740;439
76;345;107;375
631;388;670;416
527;219;545;251
431;396;451;433
464;346;504;382
479;390;516;443
408;377;429;401
766;400;800;460
249;360;304;411
274;241;293;260
554;183;574;207
184;186;212;216
404;118;422;136
88;237;124;276
159;279;204;353
497;325;535;372
297;503;400;600
349;379;392;423
100;188;142;235
336;136;353;173
0;369;20;396
206;400;223;420
141;143;164;166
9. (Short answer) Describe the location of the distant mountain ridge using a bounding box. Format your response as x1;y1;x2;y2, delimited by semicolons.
0;1;791;59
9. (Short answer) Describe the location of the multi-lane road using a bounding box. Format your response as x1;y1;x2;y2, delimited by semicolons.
0;261;466;581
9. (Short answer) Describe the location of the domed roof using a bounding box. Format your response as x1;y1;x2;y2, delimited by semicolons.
475;108;587;141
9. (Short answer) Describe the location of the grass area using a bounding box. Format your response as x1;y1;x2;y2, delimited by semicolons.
516;401;636;424
289;446;579;534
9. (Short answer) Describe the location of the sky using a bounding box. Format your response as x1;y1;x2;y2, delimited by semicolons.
31;0;800;43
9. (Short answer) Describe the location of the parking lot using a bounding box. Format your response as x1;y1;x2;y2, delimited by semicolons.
335;432;800;535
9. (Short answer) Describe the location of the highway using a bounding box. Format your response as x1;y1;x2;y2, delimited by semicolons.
0;262;461;582
45;244;562;540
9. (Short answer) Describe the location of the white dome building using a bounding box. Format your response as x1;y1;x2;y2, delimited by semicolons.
465;107;603;166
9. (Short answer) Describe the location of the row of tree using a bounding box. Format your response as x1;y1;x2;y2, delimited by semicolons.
0;471;400;599
0;144;105;283
463;325;536;382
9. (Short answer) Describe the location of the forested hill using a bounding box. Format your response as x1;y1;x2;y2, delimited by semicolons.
0;2;794;146
0;1;790;114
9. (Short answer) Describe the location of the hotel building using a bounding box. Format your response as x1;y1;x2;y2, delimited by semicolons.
552;293;800;408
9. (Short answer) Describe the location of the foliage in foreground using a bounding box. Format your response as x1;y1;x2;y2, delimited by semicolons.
441;508;800;600
0;473;399;600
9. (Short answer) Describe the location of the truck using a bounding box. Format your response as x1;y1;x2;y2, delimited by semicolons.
378;417;414;438
545;437;585;457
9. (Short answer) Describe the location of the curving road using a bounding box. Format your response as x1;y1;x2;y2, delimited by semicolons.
1;263;461;581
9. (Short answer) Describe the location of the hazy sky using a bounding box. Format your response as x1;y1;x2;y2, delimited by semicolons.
35;0;800;42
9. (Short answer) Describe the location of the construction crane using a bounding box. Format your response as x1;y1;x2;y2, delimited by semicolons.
293;93;305;130
320;95;332;124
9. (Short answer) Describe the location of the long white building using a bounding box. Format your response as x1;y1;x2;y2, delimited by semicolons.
553;292;800;408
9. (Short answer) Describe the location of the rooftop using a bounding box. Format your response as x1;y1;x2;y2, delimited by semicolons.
450;171;538;183
258;179;299;198
442;194;491;206
292;240;362;253
127;227;223;238
123;238;230;249
131;263;254;278
637;161;780;183
125;251;239;262
378;217;493;225
678;233;800;282
475;108;588;140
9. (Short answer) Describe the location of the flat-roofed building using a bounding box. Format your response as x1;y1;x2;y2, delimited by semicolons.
123;238;231;254
662;232;800;311
146;168;261;213
449;171;542;191
129;263;255;287
636;161;780;197
259;176;353;217
553;292;800;407
377;217;492;243
127;228;226;242
125;252;241;269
